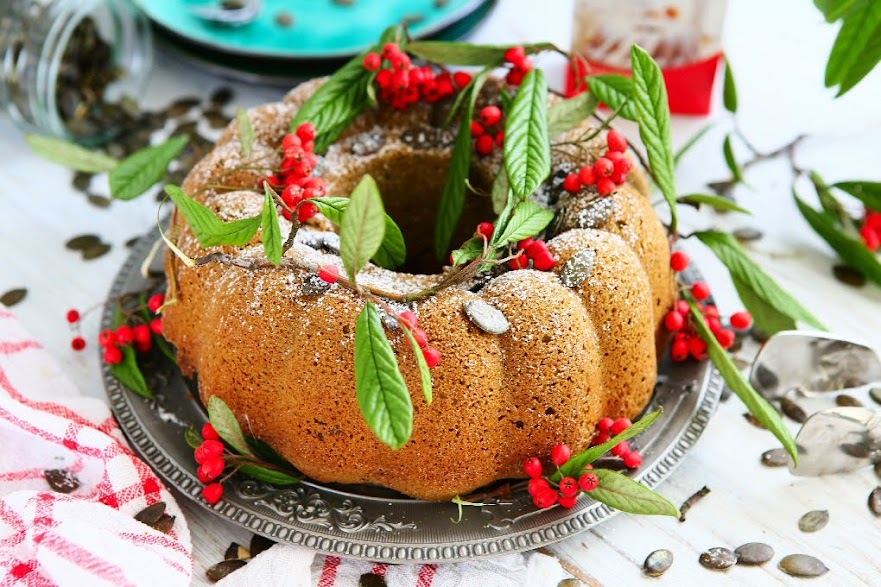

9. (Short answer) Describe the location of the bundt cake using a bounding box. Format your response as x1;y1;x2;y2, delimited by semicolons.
162;74;676;500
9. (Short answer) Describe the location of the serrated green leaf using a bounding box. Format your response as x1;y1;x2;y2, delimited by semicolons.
311;197;406;269
590;469;680;517
677;193;751;214
631;45;678;232
401;326;433;404
722;135;744;183
207;396;254;456
688;298;798;463
494;199;554;245
404;41;555;66
795;192;881;286
586;75;639;121
165;185;261;247
236;108;254;158
450;238;485;266
110;136;188;200
340;175;386;282
355;303;413;450
723;60;738;113
184;426;203;450
547;92;600;137
261;187;283;265
554;410;662;481
504;69;551;199
110;345;152;399
695;230;825;333
25;134;118;173
238;464;300;486
674;123;714;166
491;171;510;215
832;181;881;211
824;1;881;95
732;277;797;334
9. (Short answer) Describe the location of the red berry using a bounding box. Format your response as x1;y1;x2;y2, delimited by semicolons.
381;42;401;60
702;304;720;318
866;210;881;230
70;336;86;351
147;293;165;314
475;134;495;156
509;253;529;270
676;300;690;315
202;483;224;505
518;57;533;73
411;327;428;348
578;165;596;186
518;238;535;251
861;225;881;251
606;129;627;153
610;440;630;457
281;133;301;151
505;69;524;86
115;325;133;346
194;439;225;464
532;251;556;271
479;105;503;127
453;71;472;89
558;495;578;509
596;177;616;196
66;309;80;323
528;477;550;496
376;68;393;89
495;131;505;148
133;324;152;346
578;472;599;492
532;489;558;509
476;222;495;239
623;450;643;468
563;173;582;193
297;201;318;223
691;282;711;301
202;423;221;441
611;171;627;185
664;311;685;332
98;329;115;347
399;311;418;328
470;120;485;137
558;476;579;497
593;157;614;178
523;456;543;478
730;311;753;330
551;443;571;466
597;417;614;434
526;240;549;259
716;328;736;349
688;336;708;359
613;156;633;176
103;345;123;364
423;346;441;368
707;316;723;334
150;318;163;335
504;46;526;66
197;456;226;482
363;52;381;71
670;251;690;272
610;418;631;435
671;338;690;362
592;432;610;446
318;265;339;284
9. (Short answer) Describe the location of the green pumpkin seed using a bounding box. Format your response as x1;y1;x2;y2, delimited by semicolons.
868;487;881;516
761;448;789;467
699;547;738;571
1;288;27;307
835;394;863;407
798;510;829;533
780;397;808;423
643;549;673;576
778;554;829;577
734;542;774;566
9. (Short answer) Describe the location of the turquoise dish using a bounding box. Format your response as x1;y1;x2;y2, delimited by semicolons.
134;0;489;59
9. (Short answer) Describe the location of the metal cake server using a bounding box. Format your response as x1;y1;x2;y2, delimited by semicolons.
190;0;263;27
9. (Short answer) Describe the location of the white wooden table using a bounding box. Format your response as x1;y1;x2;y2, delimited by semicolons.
3;0;881;584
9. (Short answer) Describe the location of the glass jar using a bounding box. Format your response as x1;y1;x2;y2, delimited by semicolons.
0;0;153;144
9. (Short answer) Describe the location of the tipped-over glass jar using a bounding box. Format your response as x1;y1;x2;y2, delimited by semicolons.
0;0;153;144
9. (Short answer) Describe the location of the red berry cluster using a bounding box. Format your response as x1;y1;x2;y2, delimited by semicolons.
563;129;632;197
522;444;599;509
363;43;471;110
509;237;556;271
471;105;505;156
194;422;226;504
590;417;643;469
399;310;441;368
665;252;753;361
261;122;327;224
860;209;881;251
66;308;87;352
98;294;165;365
503;46;533;86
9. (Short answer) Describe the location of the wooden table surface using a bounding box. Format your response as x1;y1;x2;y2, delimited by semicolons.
3;0;881;585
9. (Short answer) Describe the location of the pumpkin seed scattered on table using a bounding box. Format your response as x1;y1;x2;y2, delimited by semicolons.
44;469;80;493
743;412;766;429
798;510;829;533
761;448;789;467
643;549;673;576
87;194;112;208
359;573;389;587
869;388;881;406
82;242;112;260
463;299;510;334
153;513;175;534
780;397;808;423
249;534;275;557
224;542;251;560
134;502;166;526
832;264;867;287
734;542;774;566
0;288;27;307
778;554;829;578
66;234;101;250
699;547;738;571
868;487;881;516
206;559;247;582
733;227;763;242
835;394;863;407
275;10;294;27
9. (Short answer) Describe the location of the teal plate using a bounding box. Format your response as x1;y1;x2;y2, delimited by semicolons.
135;0;489;60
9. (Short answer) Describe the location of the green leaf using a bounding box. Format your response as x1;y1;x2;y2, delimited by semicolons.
688;298;798;463
504;69;551;199
547;92;600;137
810;171;850;225
236;108;255;158
494;199;554;245
207;395;255;457
261;186;283;266
311;197;406;269
586;75;639;121
110;346;152;399
165;185;261;247
824;1;881;95
723;60;738;113
450;238;485;266
732;277;796;334
630;45;678;232
339;175;387;282
695;230;826;333
238;464;300;486
677;193;751;214
555;410;662;480
590;469;680;517
401;326;433;404
674;123;714;166
491;171;510;215
722;135;744;183
404;41;555;66
354;303;413;450
184;426;202;450
154;335;177;363
25;134;118;173
832;181;881;211
110;136;188;200
815;0;864;22
795;193;881;286
246;436;295;470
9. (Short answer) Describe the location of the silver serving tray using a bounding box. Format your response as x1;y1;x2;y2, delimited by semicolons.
102;228;723;563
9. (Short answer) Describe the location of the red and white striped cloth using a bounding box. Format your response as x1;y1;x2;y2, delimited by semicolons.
0;308;191;586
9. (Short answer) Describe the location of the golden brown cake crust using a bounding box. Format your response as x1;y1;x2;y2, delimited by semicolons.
163;77;676;500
